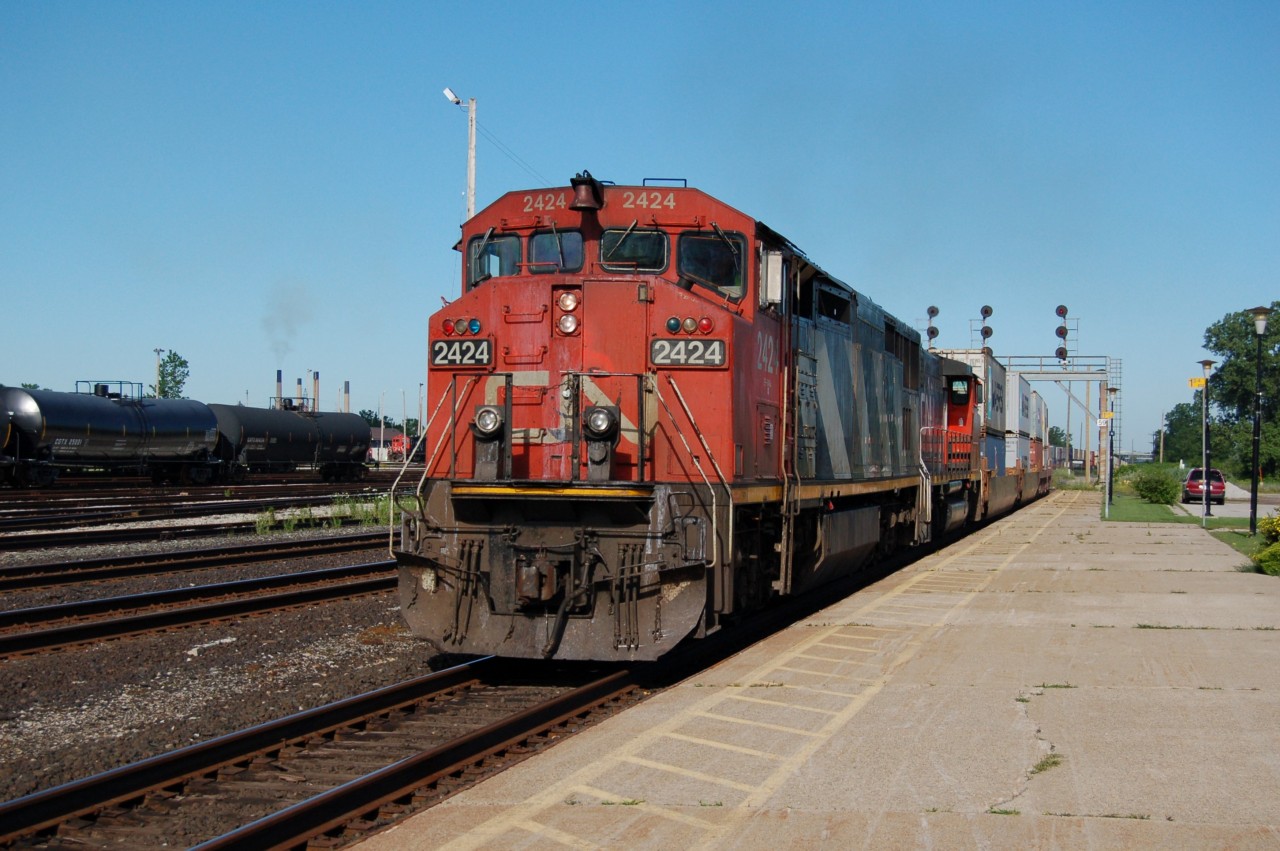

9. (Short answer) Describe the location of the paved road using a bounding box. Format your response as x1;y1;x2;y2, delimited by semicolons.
1174;479;1276;520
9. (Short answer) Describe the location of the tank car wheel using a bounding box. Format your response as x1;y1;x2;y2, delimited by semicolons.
186;466;213;486
28;466;58;488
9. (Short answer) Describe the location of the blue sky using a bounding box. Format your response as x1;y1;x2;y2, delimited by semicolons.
3;1;1276;456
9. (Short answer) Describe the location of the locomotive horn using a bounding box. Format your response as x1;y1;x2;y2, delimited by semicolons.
569;170;605;211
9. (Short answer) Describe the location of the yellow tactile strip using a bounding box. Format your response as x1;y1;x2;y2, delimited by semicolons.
436;491;1081;849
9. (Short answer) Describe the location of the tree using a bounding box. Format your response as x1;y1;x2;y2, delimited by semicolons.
1154;402;1206;467
21;382;44;390
357;409;402;430
1203;302;1280;425
1201;302;1280;477
151;351;190;399
1048;426;1066;448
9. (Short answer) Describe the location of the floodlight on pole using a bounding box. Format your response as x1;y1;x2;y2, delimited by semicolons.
1106;387;1118;512
443;86;476;218
153;348;165;398
1199;359;1216;527
1249;306;1272;536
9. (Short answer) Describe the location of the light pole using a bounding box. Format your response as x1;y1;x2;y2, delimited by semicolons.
418;382;424;438
443;87;476;219
153;348;165;398
1199;359;1216;527
1107;387;1118;510
1249;306;1272;536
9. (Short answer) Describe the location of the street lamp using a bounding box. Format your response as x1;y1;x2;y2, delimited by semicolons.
443;87;476;219
1107;387;1118;510
1199;359;1217;527
1249;306;1272;536
153;348;165;398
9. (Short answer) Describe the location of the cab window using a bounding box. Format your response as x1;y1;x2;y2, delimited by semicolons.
467;232;521;287
529;230;584;274
678;231;746;302
600;227;667;273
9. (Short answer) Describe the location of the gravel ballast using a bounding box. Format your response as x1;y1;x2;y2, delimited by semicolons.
0;530;450;804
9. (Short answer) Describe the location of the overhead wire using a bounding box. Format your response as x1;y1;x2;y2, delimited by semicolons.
451;102;551;188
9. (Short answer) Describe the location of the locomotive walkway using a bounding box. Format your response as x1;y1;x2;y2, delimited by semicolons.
360;490;1280;849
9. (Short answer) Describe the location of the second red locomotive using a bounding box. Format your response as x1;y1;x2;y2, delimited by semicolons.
393;174;1050;661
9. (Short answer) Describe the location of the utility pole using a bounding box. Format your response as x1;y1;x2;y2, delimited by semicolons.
153;348;165;398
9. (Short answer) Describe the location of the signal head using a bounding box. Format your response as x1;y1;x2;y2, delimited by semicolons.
927;305;939;319
980;305;993;320
1055;325;1069;339
1055;304;1069;318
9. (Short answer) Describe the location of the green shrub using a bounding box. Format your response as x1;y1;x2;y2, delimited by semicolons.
1252;542;1280;576
1258;512;1280;545
1129;468;1181;505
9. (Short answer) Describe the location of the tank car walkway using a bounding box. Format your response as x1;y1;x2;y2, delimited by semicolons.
361;490;1280;849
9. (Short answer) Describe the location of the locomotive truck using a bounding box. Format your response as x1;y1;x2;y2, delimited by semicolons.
392;173;1051;662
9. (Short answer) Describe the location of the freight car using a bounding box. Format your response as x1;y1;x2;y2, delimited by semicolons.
392;173;1052;662
1;383;219;487
208;402;370;482
0;383;370;487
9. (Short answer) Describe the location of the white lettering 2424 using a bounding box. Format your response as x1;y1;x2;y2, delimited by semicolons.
622;191;676;210
522;192;568;213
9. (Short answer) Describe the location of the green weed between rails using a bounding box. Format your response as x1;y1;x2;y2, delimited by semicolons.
254;508;277;534
328;494;399;527
988;808;1020;816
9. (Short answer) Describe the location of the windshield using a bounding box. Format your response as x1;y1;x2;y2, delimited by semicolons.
529;230;584;274
678;230;746;301
600;227;668;272
467;233;521;287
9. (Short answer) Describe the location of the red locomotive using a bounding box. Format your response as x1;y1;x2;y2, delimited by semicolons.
393;173;1050;661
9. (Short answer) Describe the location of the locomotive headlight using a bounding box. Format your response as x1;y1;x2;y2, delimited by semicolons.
557;314;579;335
473;406;504;438
584;406;617;439
557;291;579;312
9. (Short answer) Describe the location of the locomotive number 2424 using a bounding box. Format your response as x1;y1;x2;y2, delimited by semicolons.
650;338;726;366
431;339;492;366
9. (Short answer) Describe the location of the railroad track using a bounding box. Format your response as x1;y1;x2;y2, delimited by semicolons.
0;561;396;657
0;658;643;849
0;486;395;531
0;531;387;592
0;516;387;552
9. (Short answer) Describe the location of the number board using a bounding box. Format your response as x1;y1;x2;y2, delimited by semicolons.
431;338;493;367
650;338;726;367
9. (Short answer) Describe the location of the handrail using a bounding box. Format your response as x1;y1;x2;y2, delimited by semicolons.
387;377;477;555
657;376;733;569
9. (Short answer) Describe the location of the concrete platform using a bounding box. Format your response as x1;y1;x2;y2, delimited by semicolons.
360;490;1280;849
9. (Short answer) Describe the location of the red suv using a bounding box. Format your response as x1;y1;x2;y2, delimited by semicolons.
1182;468;1226;505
